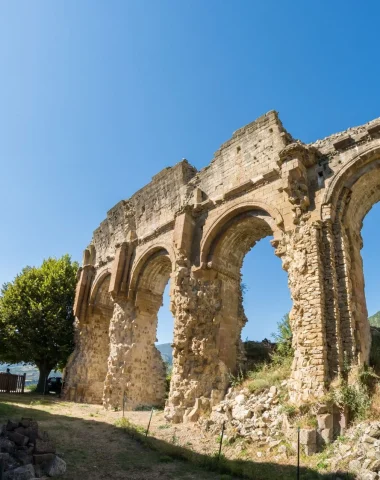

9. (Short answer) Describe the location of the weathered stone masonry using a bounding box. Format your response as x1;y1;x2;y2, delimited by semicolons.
64;111;380;422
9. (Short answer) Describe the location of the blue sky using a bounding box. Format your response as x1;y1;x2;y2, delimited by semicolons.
1;1;380;344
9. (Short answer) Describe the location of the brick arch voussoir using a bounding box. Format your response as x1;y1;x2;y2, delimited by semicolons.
321;143;380;222
128;242;176;301
88;268;112;308
200;199;284;267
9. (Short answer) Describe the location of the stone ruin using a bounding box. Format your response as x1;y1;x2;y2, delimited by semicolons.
0;418;66;479
63;110;380;423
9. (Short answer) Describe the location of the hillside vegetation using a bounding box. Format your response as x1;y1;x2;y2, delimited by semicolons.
369;311;380;327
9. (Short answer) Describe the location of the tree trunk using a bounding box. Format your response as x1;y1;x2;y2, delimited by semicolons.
35;362;53;393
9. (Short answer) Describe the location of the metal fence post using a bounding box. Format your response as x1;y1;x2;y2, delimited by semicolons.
297;426;300;480
145;408;154;437
218;421;226;461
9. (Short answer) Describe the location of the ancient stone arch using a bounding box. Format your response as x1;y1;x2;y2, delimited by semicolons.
64;111;380;421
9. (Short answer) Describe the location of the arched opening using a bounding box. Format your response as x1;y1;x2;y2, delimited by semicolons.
240;238;292;344
204;208;291;374
84;273;113;403
132;248;173;408
362;204;380;323
156;283;174;380
333;157;380;370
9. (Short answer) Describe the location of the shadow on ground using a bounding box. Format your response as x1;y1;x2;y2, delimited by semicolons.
0;394;354;480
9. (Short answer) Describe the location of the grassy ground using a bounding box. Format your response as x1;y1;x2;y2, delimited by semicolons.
0;393;350;480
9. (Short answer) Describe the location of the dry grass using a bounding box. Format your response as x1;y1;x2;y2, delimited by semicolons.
0;393;233;480
0;392;352;480
244;357;291;394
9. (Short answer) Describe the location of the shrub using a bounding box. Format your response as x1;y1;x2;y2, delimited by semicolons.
165;361;172;393
370;327;380;374
271;313;293;362
331;381;371;421
228;368;246;387
248;377;270;394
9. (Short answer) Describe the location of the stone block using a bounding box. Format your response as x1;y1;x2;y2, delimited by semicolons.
6;421;19;432
299;429;316;446
4;463;35;480
7;432;29;447
304;443;317;456
45;455;66;477
317;413;333;430
33;453;55;465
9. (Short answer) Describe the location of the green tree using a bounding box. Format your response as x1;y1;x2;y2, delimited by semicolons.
0;255;78;392
271;313;293;360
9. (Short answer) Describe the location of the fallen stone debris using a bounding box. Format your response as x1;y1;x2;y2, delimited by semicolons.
0;418;66;479
330;421;380;480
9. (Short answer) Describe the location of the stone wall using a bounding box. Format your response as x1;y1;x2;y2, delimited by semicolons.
64;111;380;420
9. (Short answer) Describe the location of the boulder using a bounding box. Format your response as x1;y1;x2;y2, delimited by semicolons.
6;421;19;432
232;404;252;421
4;464;35;480
0;437;15;453
45;456;66;477
7;433;29;447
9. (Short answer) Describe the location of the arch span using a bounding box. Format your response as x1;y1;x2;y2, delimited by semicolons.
201;200;283;267
124;245;174;408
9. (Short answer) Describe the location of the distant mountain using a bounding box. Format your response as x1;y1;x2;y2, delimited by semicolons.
369;311;380;327
156;343;173;365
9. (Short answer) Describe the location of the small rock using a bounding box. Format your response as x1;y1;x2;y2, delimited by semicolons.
4;464;35;480
363;435;377;444
45;456;66;477
6;421;19;432
269;386;277;396
7;432;29;447
235;394;246;405
349;459;362;472
358;471;378;480
0;437;15;453
232;404;252;421
278;445;287;455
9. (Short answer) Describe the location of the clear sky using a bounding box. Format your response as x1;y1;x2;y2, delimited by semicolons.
1;1;380;344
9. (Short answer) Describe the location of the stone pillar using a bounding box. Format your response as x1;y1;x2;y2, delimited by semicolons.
165;264;229;423
344;228;371;367
102;299;134;409
321;220;343;380
276;222;328;403
103;294;168;410
333;218;356;366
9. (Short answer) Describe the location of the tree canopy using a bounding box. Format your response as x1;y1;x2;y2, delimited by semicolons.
0;255;78;392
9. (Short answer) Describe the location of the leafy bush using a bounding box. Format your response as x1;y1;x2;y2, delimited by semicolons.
165;361;172;393
370;327;380;374
331;381;371;421
271;313;293;361
228;368;246;387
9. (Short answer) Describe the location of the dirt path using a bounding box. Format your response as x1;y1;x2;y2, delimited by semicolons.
0;394;345;480
0;394;234;480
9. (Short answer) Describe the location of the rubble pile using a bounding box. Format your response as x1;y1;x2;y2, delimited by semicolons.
330;421;380;480
0;418;66;479
205;384;284;446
